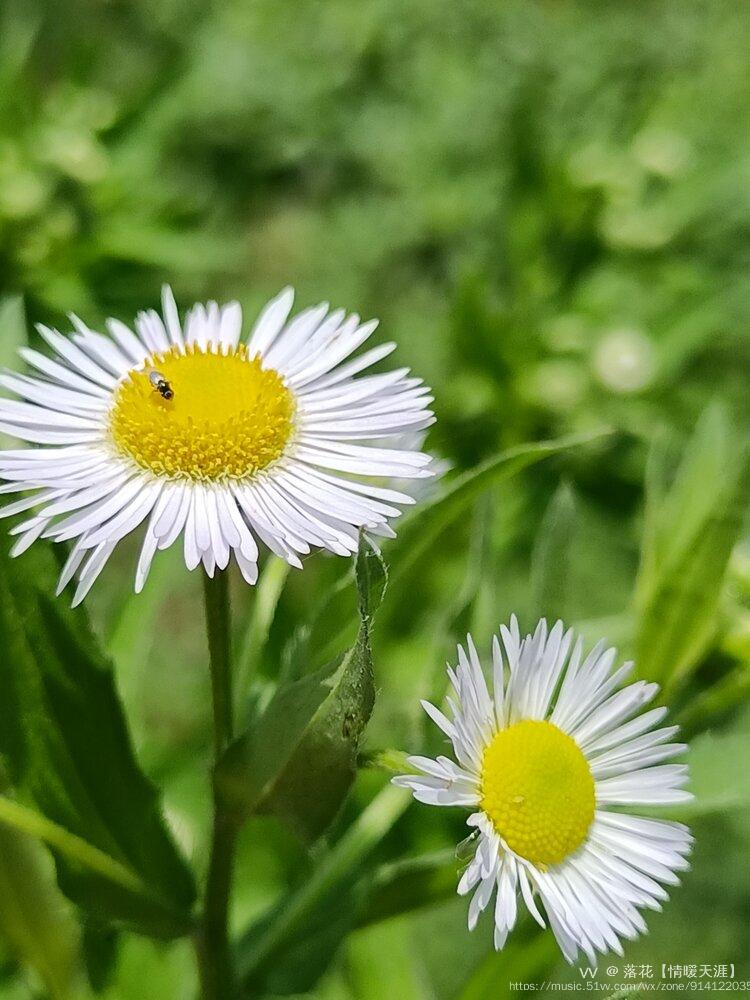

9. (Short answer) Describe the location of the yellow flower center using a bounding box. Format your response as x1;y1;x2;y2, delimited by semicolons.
109;345;295;482
480;719;595;867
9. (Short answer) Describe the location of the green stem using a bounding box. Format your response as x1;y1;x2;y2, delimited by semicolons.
197;570;238;1000
197;810;238;1000
203;571;234;757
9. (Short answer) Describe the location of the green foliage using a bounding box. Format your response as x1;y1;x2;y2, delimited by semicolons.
678;710;750;817
0;798;148;901
355;849;458;929
0;528;195;939
0;297;26;368
530;480;577;622
0;297;27;451
233;556;290;725
634;407;750;693
237;783;410;996
0;823;83;999
217;538;383;842
385;430;612;591
457;934;560;1000
309;429;611;666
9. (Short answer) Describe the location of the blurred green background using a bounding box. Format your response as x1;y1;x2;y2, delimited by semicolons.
1;0;750;997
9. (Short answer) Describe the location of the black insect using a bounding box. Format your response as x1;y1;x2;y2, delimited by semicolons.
147;369;174;400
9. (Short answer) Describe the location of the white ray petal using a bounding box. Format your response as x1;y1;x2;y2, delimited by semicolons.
246;287;295;356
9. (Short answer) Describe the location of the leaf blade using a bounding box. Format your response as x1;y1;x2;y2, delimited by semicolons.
0;528;196;937
634;407;750;692
0;818;85;1000
310;428;612;665
217;537;384;843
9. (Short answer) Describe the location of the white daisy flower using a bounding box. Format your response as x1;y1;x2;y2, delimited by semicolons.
394;618;693;964
0;287;434;604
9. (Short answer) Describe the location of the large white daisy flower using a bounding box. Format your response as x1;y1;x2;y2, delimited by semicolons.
394;618;693;964
0;287;434;603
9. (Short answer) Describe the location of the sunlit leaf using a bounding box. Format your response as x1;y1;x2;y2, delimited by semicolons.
456;932;560;1000
348;920;431;1000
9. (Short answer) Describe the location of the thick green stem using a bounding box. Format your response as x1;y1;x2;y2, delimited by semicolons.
203;570;234;757
197;570;238;1000
196;810;238;1000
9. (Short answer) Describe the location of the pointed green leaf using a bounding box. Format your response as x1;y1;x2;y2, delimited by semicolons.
310;428;612;665
634;406;750;692
217;537;384;842
81;918;118;994
0;526;195;938
457;933;560;1000
389;429;610;585
530;480;577;622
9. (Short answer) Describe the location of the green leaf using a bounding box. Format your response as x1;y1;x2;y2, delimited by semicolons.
0;298;29;451
677;719;750;818
530;480;577;622
233;555;290;720
456;932;560;1000
0;817;85;999
216;536;384;842
0;797;147;897
634;406;750;693
355;849;458;929
237;783;411;995
0;527;196;938
0;296;27;367
81;918;118;994
310;428;612;665
348;920;432;1000
677;664;750;736
378;429;609;586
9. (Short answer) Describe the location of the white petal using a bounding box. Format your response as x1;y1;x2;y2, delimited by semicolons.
161;285;185;349
247;287;295;356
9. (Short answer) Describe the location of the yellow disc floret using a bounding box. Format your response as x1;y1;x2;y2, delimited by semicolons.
110;345;295;482
480;719;594;867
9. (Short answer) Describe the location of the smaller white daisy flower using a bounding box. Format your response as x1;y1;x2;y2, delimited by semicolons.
394;618;693;964
0;287;434;603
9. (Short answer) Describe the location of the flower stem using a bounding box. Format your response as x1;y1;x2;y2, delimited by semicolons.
197;808;238;1000
203;570;234;757
197;570;238;1000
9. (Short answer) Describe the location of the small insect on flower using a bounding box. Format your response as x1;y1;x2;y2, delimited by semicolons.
394;618;693;964
148;369;174;400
